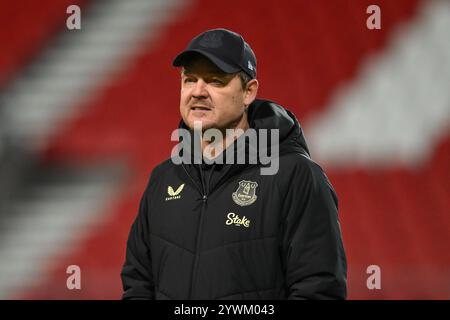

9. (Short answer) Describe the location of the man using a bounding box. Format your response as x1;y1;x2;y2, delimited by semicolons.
121;28;347;299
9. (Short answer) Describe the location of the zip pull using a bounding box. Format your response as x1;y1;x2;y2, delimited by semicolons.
202;194;207;202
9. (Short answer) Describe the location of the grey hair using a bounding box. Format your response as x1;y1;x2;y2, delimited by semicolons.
238;71;252;90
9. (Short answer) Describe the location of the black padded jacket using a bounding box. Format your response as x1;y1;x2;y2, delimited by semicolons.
121;99;347;299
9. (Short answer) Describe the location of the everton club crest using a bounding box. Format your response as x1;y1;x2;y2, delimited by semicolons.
232;180;258;206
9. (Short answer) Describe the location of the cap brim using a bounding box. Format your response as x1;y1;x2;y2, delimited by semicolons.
172;49;241;74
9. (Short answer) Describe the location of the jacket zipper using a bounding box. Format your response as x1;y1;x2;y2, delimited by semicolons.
189;192;207;299
183;164;208;299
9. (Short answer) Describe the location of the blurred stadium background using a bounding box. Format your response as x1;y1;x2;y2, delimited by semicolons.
0;0;449;299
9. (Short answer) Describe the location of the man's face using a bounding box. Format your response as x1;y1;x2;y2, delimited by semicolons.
179;57;250;132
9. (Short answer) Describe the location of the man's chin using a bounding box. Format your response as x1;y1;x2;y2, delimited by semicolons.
187;120;215;131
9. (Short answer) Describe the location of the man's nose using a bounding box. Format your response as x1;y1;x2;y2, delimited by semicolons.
191;79;208;98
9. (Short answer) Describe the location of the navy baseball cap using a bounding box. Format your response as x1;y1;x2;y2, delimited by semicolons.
172;28;257;79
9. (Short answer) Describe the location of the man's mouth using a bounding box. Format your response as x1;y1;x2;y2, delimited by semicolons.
191;106;211;111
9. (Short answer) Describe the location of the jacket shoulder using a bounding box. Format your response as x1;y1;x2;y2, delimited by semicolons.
150;157;176;179
280;153;324;177
278;153;336;196
141;158;177;195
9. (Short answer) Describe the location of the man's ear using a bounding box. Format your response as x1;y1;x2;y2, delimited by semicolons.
244;79;259;106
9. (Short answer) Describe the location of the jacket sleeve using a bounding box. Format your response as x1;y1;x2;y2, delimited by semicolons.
120;179;155;300
281;158;347;299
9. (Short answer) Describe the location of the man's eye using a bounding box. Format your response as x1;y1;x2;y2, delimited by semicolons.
184;78;195;83
211;79;223;85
